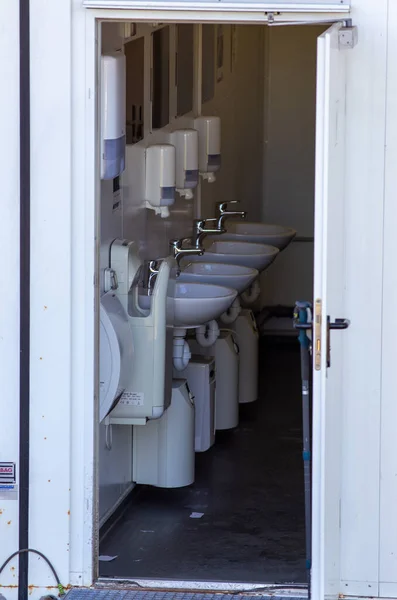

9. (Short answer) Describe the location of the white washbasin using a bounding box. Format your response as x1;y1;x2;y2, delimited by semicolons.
138;295;151;311
210;221;296;251
198;240;279;273
178;262;259;294
174;282;237;329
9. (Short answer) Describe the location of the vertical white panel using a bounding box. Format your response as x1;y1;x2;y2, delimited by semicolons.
29;0;72;593
379;0;397;597
339;0;387;595
69;2;97;587
0;0;20;594
312;23;346;600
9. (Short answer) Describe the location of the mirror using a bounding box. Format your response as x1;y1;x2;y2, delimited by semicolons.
202;25;215;104
152;27;170;129
176;24;194;116
125;37;144;144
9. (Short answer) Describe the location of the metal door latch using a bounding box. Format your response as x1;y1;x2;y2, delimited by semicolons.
328;318;350;330
327;316;350;368
293;299;350;370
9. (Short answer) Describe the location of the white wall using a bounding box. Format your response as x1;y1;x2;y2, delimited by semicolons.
260;25;325;308
0;1;20;596
379;1;397;597
19;1;79;598
201;25;265;221
98;424;133;524
338;0;388;596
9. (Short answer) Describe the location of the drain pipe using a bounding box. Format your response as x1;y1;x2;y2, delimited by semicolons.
196;319;220;347
173;329;191;371
19;0;31;598
240;279;261;306
219;297;241;325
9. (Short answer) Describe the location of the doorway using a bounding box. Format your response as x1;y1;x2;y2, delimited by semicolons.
93;12;348;597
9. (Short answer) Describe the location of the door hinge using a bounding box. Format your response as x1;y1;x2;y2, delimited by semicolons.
339;23;358;49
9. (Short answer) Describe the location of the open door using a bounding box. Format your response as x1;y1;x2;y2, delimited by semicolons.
311;22;349;600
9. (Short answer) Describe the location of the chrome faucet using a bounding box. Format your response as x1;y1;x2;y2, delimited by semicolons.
216;201;247;229
193;218;225;249
147;260;161;295
170;238;204;270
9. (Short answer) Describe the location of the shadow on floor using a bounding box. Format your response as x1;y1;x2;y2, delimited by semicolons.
99;337;306;584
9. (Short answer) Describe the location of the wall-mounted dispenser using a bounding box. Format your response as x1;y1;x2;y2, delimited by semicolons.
101;53;126;180
104;239;176;425
171;129;199;200
145;144;176;218
194;116;221;183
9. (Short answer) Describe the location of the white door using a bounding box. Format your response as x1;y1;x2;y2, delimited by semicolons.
311;22;349;600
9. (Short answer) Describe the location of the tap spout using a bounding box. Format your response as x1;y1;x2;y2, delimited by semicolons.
193;218;225;249
216;201;247;229
170;238;204;271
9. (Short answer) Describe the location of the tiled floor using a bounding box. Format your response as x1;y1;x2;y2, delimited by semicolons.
99;338;307;585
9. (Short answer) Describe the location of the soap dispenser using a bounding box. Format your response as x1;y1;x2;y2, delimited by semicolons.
171;129;199;199
145;144;176;218
194;116;221;183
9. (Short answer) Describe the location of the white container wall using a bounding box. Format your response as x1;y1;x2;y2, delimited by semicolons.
0;1;21;596
0;1;397;599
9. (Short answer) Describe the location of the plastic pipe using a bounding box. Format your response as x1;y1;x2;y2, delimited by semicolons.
220;297;241;324
173;337;191;371
241;279;260;305
196;319;220;347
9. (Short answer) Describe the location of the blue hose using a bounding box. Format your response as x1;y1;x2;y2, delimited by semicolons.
294;301;312;596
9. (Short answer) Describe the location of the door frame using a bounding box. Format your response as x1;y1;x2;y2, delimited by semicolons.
75;6;349;595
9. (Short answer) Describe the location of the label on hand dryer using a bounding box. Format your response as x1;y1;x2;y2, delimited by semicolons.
119;391;144;406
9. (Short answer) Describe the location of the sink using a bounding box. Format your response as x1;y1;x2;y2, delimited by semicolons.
138;282;236;328
174;282;237;329
137;295;151;312
178;262;259;294
209;221;296;251
196;240;279;272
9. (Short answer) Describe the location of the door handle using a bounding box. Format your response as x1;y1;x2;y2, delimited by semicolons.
293;304;350;370
329;318;350;330
327;317;350;367
294;317;350;331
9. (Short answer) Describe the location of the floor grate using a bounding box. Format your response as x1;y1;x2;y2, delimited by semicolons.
65;590;306;600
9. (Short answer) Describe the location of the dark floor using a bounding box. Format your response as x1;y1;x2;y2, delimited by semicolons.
99;338;306;584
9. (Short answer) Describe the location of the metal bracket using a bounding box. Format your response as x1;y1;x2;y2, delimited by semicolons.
104;267;118;293
339;24;358;49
